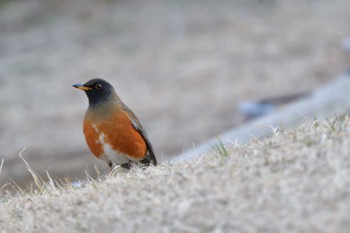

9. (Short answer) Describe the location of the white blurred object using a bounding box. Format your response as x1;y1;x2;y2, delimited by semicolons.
174;72;350;162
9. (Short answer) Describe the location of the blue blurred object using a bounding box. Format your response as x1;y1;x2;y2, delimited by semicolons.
342;37;350;51
238;101;275;119
238;92;309;120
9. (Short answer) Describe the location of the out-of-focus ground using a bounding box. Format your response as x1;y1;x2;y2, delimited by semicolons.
2;118;350;233
0;0;349;187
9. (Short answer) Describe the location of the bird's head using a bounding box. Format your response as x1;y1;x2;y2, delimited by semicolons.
73;78;117;106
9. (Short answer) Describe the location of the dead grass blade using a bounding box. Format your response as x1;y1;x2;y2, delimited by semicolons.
18;147;45;193
0;158;4;177
9;178;25;196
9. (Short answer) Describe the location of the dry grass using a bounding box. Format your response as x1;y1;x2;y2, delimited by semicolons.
2;0;350;187
1;117;350;233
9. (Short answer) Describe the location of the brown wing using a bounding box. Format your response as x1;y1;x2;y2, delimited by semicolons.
122;104;157;166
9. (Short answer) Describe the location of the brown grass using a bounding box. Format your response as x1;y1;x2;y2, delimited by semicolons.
2;0;350;187
1;117;350;232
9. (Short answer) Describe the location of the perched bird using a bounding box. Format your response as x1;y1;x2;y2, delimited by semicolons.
73;78;157;170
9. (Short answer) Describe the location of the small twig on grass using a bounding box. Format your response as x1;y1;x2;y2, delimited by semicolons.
85;169;95;183
9;178;25;196
18;147;44;193
94;164;101;177
0;182;11;195
0;161;13;197
0;158;4;191
46;170;56;190
109;165;122;177
0;158;4;176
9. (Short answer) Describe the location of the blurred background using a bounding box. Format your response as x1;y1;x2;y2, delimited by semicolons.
0;0;349;188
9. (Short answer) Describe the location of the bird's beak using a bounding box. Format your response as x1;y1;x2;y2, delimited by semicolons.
72;84;92;91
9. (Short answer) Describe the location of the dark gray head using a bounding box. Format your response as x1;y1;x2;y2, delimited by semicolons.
73;78;118;106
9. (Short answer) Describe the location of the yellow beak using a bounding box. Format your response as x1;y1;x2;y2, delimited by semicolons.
72;84;92;91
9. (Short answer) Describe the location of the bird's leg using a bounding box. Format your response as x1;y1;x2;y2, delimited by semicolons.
120;162;131;170
108;161;113;171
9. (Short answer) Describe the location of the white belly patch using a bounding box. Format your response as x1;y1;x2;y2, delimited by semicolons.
92;124;130;164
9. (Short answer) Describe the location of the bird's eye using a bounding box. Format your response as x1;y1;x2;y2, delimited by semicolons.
95;83;102;89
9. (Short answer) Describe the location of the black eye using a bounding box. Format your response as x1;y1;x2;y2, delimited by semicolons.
95;83;102;89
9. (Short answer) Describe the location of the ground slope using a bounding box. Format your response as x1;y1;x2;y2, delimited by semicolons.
1;0;350;186
0;117;350;233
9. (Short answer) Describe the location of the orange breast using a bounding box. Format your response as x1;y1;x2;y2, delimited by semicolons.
83;110;147;161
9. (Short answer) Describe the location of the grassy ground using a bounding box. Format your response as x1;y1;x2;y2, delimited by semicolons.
1;117;349;233
1;0;350;187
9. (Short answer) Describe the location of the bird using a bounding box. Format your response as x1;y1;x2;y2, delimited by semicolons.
73;78;157;170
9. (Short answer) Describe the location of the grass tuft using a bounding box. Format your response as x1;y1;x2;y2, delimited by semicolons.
1;118;350;232
212;138;229;157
